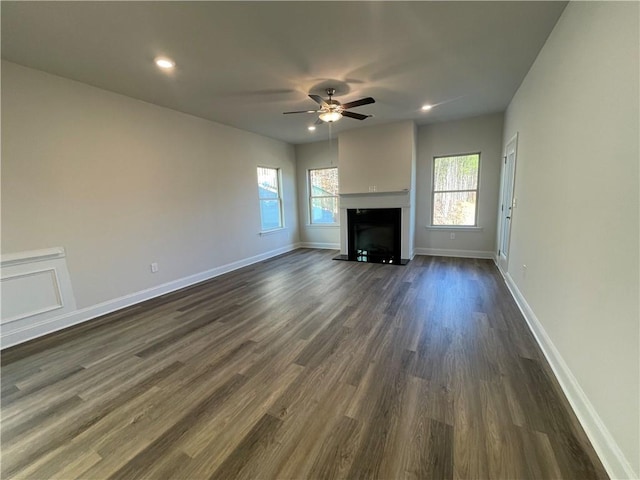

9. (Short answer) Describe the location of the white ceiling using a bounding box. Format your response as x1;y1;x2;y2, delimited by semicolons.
1;1;567;145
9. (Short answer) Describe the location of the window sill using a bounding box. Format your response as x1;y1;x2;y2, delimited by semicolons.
425;226;484;232
259;228;286;236
305;224;340;228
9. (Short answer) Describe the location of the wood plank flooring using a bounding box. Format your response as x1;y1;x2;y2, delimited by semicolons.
1;249;608;479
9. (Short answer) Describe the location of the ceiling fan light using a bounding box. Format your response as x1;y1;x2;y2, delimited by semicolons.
319;111;342;123
155;57;175;69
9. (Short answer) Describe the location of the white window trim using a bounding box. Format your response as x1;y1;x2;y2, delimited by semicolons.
257;166;284;231
308;167;339;226
425;226;484;232
259;227;287;236
431;152;481;227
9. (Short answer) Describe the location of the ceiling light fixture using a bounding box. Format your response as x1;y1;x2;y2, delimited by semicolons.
308;126;316;131
421;104;433;111
155;57;175;70
319;111;342;123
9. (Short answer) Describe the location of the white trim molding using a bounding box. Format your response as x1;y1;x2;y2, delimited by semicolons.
299;242;340;250
1;247;66;267
339;191;410;209
500;270;637;480
413;248;494;259
424;226;484;232
1;243;300;349
259;227;287;236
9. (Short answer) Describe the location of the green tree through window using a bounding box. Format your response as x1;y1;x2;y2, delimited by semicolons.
309;168;339;224
432;153;480;226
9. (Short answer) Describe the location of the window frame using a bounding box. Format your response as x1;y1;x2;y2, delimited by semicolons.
257;166;284;232
431;152;481;227
308;167;339;226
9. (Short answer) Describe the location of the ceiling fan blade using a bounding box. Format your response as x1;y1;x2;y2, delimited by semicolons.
341;97;375;109
342;111;371;121
309;94;328;107
314;117;323;125
283;110;319;114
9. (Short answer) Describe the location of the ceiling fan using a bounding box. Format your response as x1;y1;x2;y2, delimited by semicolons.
283;88;375;124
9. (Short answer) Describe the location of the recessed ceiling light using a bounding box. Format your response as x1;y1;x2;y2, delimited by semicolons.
155;57;175;70
308;126;316;131
421;104;433;111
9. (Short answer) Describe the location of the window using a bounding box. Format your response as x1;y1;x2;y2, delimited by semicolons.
257;166;283;231
432;153;480;226
309;167;339;224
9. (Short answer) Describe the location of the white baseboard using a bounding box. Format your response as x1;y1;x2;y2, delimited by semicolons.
413;248;494;259
1;243;300;349
501;271;637;480
299;242;340;250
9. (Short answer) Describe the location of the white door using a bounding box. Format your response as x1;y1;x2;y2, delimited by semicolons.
498;133;518;272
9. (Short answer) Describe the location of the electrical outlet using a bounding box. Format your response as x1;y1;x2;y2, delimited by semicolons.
151;262;159;273
450;232;455;240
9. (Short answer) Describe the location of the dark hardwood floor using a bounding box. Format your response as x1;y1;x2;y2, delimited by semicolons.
1;249;608;479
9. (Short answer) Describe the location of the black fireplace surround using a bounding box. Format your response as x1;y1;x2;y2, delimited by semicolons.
341;208;406;265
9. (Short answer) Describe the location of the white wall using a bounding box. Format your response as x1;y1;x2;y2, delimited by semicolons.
294;140;340;249
415;113;504;257
502;2;639;478
1;61;299;344
338;121;415;194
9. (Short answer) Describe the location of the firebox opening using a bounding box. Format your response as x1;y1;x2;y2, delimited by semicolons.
346;208;404;265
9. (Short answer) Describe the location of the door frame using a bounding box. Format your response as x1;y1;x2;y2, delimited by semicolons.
497;132;518;273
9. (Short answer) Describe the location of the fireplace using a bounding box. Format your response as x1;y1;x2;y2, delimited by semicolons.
337;191;413;265
341;208;405;264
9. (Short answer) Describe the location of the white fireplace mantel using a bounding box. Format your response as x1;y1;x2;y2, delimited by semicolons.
338;191;413;260
339;191;410;210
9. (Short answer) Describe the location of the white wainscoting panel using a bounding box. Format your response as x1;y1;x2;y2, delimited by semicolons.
1;268;63;323
1;248;77;346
